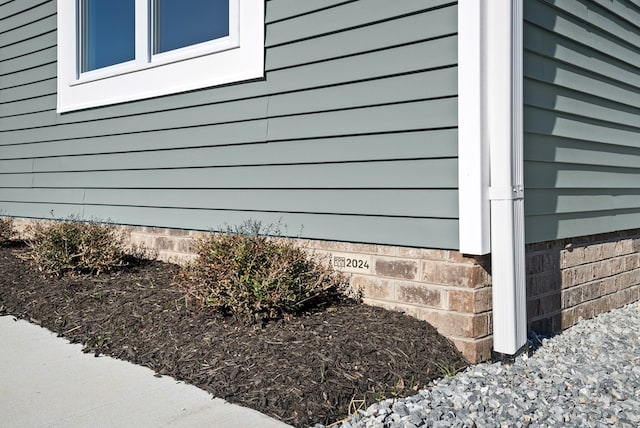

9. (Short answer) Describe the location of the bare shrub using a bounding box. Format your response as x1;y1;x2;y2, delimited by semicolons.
0;215;16;245
174;220;351;321
26;217;141;276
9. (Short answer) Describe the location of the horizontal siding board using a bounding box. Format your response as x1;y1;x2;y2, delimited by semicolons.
0;62;54;90
526;209;640;244
524;2;640;73
543;0;640;47
0;173;32;187
265;98;457;141
0;188;459;218
524;134;640;169
265;67;456;116
0;14;56;47
0;94;55;117
0;78;55;103
0;0;55;34
524;106;640;149
0;45;56;75
590;0;640;26
266;0;454;47
20;159;458;189
525;160;640;189
0;129;457;163
1;97;271;136
0;121;271;157
2;67;457;130
2;96;457;144
525;189;640;215
0;158;31;173
524;79;640;129
523;22;640;90
1;130;458;169
0;0;51;25
0;203;461;249
524;53;640;110
267;6;456;69
0;32;54;60
265;0;353;24
266;28;456;73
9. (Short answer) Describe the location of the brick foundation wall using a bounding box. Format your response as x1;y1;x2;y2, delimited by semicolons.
526;229;640;336
11;217;640;364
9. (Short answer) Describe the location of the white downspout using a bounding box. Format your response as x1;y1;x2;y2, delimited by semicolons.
485;0;527;357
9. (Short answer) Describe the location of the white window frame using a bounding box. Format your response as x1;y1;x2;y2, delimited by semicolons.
57;0;264;113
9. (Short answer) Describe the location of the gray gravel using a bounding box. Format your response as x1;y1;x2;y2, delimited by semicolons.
314;301;640;428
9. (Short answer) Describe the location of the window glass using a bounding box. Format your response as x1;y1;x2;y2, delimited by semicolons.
154;0;230;54
81;0;136;72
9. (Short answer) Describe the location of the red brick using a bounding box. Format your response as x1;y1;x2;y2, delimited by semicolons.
527;298;541;319
592;298;610;317
167;228;190;237
617;271;638;289
449;336;493;363
601;277;617;295
600;242;617;259
572;265;593;286
591;260;613;280
397;247;448;261
560;307;577;329
580;281;600;302
528;272;560;297
575;302;594;321
561;269;574;288
422;262;490;288
375;258;418;280
539;293;561;316
561;246;584;268
176;238;196;254
625;254;640;270
583;244;603;264
395;282;442;308
561;287;582;309
154;236;175;251
417;310;490;338
615;240;635;256
353;276;394;301
448;288;492;314
145;227;168;235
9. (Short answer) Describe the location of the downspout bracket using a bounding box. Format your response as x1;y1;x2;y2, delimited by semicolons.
488;185;524;201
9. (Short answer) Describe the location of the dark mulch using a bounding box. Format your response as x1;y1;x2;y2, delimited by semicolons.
0;243;467;427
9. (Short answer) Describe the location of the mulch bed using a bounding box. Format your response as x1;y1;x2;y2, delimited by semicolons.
0;242;467;427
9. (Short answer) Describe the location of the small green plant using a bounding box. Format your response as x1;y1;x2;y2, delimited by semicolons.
434;361;465;378
174;220;350;321
25;216;137;276
0;215;16;245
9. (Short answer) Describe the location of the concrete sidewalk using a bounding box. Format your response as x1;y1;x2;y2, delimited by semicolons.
0;316;292;428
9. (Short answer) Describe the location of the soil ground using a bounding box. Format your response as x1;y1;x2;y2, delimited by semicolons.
0;243;467;427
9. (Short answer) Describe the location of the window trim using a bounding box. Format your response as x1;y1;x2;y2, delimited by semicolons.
57;0;264;113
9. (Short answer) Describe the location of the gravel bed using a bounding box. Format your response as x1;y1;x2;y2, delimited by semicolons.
315;301;640;428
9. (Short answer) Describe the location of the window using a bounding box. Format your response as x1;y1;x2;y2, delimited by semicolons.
57;0;264;112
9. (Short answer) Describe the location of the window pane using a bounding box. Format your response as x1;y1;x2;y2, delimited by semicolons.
154;0;230;54
82;0;135;72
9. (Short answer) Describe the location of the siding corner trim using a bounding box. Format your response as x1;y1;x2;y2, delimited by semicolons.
458;0;490;255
